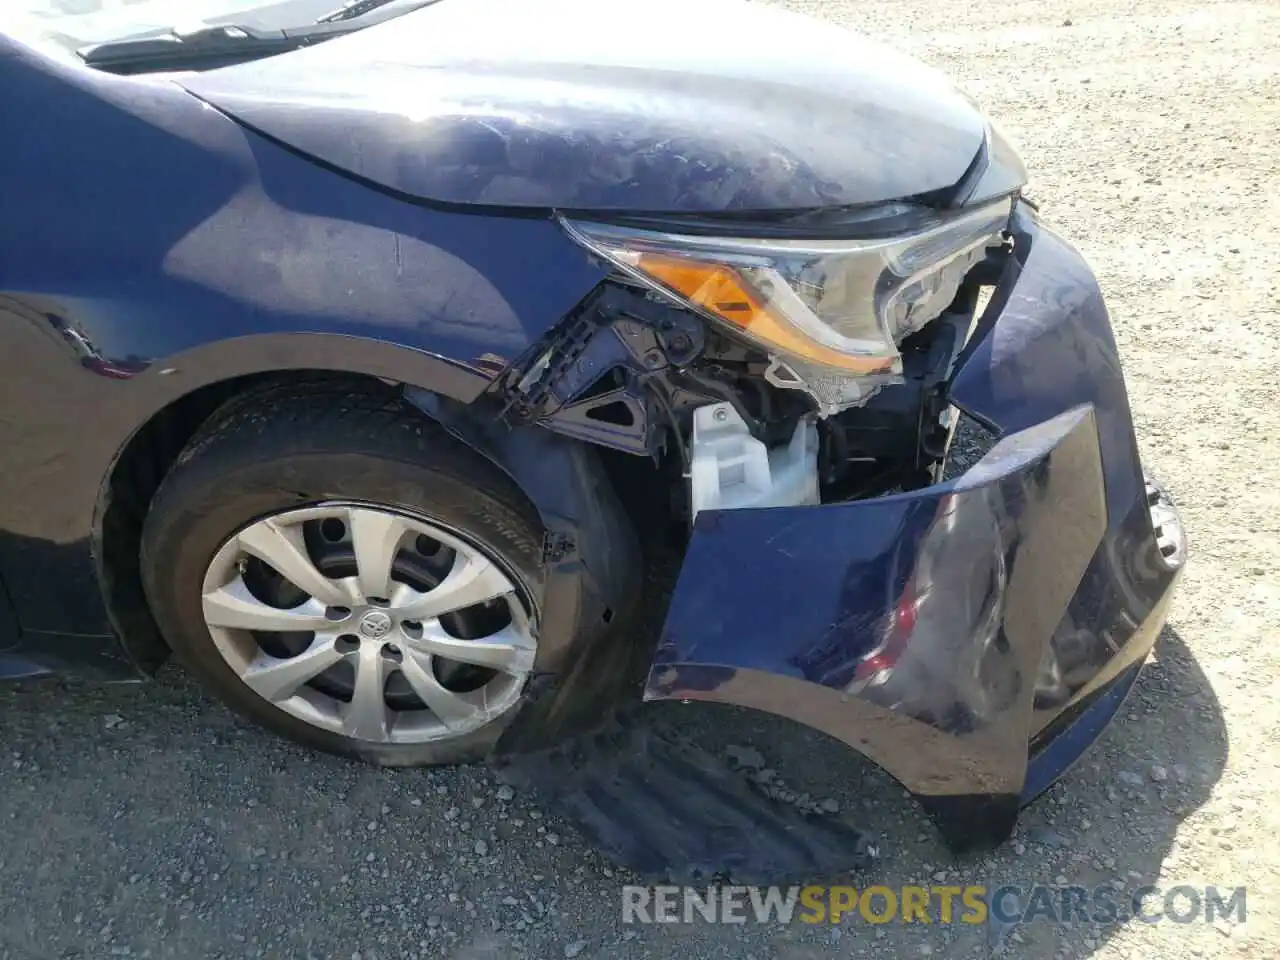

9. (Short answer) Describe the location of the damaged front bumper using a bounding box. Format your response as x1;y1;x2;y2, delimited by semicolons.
644;203;1186;851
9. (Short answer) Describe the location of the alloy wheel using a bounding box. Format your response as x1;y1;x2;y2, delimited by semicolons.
199;502;535;744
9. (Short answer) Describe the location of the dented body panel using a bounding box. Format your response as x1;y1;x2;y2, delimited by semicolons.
178;0;986;212
644;207;1185;849
1;4;1181;865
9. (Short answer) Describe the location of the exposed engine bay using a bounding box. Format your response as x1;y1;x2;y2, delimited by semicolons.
499;239;1009;522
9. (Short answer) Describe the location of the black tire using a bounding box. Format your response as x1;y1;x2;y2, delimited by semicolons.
140;378;546;767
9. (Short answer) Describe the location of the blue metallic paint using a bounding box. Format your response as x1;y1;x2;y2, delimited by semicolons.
0;38;606;657
178;0;988;213
644;206;1184;847
0;21;1178;844
647;407;1107;792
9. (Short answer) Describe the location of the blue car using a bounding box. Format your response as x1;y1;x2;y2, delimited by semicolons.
0;0;1184;866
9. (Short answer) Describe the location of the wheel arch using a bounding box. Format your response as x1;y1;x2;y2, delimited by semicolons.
96;334;640;684
94;330;498;673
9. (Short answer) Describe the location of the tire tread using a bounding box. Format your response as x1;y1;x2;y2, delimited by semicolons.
139;376;545;767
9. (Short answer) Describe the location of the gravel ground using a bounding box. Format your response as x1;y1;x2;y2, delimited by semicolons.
3;1;1279;957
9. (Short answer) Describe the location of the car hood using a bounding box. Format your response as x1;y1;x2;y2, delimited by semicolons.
179;0;987;213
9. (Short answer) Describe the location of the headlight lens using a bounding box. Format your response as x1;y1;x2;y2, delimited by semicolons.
563;196;1012;414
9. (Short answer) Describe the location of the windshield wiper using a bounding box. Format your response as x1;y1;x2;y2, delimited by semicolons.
317;0;414;23
78;0;434;75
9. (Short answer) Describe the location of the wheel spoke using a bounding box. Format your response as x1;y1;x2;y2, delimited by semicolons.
203;503;536;746
237;519;350;606
203;579;334;632
241;633;345;701
340;644;392;742
391;553;512;621
397;649;487;732
347;507;409;602
408;622;535;674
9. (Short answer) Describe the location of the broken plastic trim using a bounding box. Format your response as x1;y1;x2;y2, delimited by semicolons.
763;354;895;418
561;200;1011;418
500;283;707;458
401;387;641;676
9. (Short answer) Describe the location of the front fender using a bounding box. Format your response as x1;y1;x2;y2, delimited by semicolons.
0;44;607;635
0;42;607;389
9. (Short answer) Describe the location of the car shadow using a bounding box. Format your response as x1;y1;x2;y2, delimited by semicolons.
0;623;1223;959
643;623;1227;957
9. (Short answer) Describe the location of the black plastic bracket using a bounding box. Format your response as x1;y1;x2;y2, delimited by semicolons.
507;284;705;456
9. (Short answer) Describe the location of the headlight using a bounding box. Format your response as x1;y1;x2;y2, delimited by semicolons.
562;196;1012;415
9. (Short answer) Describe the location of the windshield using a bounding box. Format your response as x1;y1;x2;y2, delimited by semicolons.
2;0;397;52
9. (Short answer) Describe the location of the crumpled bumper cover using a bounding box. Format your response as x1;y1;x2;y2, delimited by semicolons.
643;203;1186;851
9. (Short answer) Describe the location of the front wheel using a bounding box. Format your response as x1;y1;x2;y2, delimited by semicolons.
140;381;546;766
